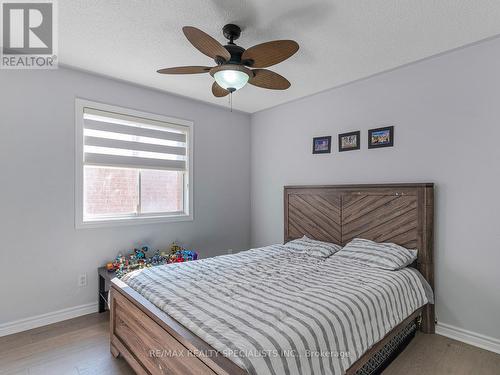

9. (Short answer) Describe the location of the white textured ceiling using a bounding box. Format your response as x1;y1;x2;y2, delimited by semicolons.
60;1;500;113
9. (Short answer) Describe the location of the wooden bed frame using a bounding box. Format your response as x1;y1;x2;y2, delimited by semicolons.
110;183;434;375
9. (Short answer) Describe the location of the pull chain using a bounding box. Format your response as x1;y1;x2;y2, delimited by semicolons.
229;91;233;112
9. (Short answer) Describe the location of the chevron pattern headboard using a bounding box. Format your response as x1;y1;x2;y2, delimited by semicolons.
284;183;435;333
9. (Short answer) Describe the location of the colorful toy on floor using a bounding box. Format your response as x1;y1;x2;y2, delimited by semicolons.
105;262;115;271
169;249;198;263
150;250;164;265
180;249;198;261
170;241;183;254
134;246;148;259
105;253;126;272
106;242;198;278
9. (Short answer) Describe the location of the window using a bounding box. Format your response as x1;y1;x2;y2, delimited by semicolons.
75;99;193;227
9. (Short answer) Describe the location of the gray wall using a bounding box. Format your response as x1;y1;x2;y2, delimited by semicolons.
2;36;499;344
251;37;500;340
0;67;251;324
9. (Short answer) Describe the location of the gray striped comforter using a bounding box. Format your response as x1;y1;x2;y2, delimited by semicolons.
121;245;432;375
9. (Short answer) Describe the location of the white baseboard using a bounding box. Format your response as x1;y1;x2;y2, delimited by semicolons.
436;322;500;355
0;302;98;337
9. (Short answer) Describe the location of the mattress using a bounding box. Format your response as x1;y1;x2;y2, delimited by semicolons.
121;244;433;375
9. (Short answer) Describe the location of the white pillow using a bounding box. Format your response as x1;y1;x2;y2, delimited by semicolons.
335;238;417;270
284;236;342;258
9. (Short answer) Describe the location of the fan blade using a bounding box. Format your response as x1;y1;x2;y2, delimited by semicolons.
157;66;212;74
249;69;291;90
183;26;231;61
242;40;299;68
212;82;230;97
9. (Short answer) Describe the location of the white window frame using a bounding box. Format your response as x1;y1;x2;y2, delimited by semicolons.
75;98;194;228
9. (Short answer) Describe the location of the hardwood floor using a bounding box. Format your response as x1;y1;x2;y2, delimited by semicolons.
0;313;133;375
1;313;499;374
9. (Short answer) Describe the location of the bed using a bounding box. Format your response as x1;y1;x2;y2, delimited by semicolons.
110;183;435;375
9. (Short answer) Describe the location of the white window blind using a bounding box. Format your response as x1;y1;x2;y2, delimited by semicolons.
83;107;188;171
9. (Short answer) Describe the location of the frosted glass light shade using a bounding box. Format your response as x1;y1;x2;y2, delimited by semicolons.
214;69;249;91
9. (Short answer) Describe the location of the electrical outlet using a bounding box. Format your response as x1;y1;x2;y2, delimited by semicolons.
78;273;87;287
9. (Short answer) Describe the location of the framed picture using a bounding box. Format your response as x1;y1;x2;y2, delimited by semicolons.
338;131;360;152
312;136;332;154
368;126;394;149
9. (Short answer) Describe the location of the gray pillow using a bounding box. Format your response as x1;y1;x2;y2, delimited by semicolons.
335;238;417;270
284;235;342;258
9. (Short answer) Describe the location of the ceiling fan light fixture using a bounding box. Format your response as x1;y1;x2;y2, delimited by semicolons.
210;64;252;92
158;25;299;98
214;69;249;91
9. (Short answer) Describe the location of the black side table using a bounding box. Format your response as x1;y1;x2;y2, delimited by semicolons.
98;266;116;313
98;260;195;312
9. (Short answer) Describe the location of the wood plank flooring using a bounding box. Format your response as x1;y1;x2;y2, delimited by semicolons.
0;313;133;375
1;313;499;374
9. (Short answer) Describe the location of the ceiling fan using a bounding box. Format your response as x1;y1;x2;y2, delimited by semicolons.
157;24;299;97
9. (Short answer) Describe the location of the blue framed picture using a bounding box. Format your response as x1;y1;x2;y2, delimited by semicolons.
312;136;332;154
368;126;394;149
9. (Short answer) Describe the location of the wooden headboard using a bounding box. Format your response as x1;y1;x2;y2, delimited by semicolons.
284;183;435;333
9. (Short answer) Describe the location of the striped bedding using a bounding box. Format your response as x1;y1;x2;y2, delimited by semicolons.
284;236;342;258
336;238;418;270
121;244;433;375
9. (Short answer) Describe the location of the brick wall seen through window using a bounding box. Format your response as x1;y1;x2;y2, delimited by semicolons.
84;166;183;218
